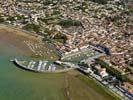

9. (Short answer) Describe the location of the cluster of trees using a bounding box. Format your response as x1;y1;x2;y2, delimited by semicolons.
0;15;27;24
39;16;60;24
15;14;25;20
95;59;127;81
95;59;133;85
0;17;4;23
7;16;15;21
43;0;56;6
129;8;133;13
57;19;81;27
90;0;108;4
23;23;40;33
39;16;81;27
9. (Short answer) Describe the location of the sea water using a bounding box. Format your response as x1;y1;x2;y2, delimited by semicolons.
0;41;67;100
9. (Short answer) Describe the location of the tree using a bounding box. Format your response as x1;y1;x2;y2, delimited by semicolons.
90;0;108;4
57;19;81;27
95;59;127;81
23;23;40;33
7;16;15;21
0;17;4;23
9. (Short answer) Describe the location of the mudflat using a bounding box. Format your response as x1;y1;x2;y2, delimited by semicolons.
0;25;37;54
0;24;58;60
65;70;120;100
0;24;120;100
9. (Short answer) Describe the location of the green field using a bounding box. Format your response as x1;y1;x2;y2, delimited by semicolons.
66;70;120;100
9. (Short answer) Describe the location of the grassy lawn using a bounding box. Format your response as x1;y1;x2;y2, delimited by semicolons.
66;70;120;100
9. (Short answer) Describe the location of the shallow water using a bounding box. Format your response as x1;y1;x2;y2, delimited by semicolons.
0;41;67;100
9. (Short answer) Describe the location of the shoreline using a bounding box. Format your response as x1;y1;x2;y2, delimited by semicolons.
0;24;59;60
12;58;74;73
65;70;120;100
0;24;41;41
0;25;121;99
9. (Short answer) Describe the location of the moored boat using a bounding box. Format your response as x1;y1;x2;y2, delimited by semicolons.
11;58;73;73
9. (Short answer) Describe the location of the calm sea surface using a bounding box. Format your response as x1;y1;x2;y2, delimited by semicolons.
0;41;67;100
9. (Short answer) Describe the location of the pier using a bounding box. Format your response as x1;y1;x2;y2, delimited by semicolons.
11;44;105;74
12;58;74;73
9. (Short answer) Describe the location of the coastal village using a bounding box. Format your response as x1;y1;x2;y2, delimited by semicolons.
0;0;132;100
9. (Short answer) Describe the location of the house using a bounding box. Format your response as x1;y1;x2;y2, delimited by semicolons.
121;82;133;95
95;65;109;78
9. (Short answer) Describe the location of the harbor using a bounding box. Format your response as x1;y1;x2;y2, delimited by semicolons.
0;25;121;100
0;40;68;100
11;43;104;74
12;58;74;73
